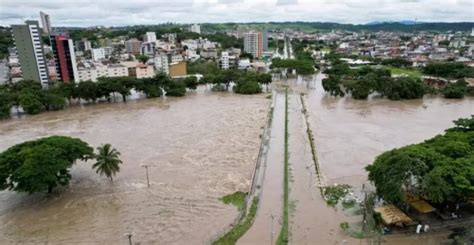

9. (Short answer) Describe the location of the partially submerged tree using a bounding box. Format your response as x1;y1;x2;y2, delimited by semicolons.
93;144;123;181
0;136;94;193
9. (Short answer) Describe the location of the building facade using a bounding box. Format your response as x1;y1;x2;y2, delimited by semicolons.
77;63;128;82
50;33;79;82
40;11;52;34
169;61;187;78
244;32;263;59
220;51;229;69
75;38;92;52
92;48;106;61
190;24;201;34
11;20;49;86
144;32;157;43
125;38;142;55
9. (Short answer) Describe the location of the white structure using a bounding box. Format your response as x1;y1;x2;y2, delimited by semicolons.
40;11;52;34
144;32;157;43
77;62;128;82
220;51;229;69
141;42;156;56
91;48;106;61
244;32;262;59
153;54;169;74
190;24;201;34
171;54;184;63
238;59;251;70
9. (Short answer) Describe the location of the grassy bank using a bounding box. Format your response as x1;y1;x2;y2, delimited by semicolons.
212;197;259;245
277;89;290;244
221;191;247;212
387;66;423;79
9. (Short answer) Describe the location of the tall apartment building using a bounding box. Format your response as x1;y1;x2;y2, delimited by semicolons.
11;20;49;86
124;38;142;55
50;33;79;82
91;48;106;61
75;38;92;52
153;54;169;74
220;51;229;69
244;32;263;59
40;11;52;34
190;24;201;34
144;32;157;43
262;30;268;52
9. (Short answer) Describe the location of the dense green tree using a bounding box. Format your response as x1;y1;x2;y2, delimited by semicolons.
366;116;474;205
378;77;426;100
137;54;150;64
234;80;262;94
442;79;468;99
423;62;474;79
92;144;123;181
19;93;44;114
183;76;199;90
166;80;187;96
41;90;66;111
322;75;345;97
0;136;94;193
76;81;100;102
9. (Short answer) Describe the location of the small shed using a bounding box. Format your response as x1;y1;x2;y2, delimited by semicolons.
405;193;436;214
374;204;415;226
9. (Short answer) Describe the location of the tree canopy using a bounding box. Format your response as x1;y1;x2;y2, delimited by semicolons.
0;136;94;193
366;116;474;205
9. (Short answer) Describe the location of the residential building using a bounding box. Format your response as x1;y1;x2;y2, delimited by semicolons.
144;32;157;43
125;38;142;55
141;42;156;56
11;20;49;86
190;24;201;34
153;54;169;74
200;48;218;58
50;33;79;82
128;64;155;79
244;32;263;59
40;11;52;34
169;61;187;78
220;51;229;69
76;62;128;82
75;38;92;52
262;30;268;52
91;48;106;61
171;54;184;63
238;59;251;70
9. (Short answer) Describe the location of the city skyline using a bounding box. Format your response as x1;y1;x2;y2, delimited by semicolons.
0;0;473;27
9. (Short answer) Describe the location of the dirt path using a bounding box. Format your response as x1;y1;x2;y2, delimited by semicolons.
238;92;286;245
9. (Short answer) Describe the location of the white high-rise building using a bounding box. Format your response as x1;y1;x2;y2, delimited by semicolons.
190;24;201;34
91;48;106;61
244;32;263;59
40;11;52;34
153;54;169;74
145;32;157;43
220;51;229;69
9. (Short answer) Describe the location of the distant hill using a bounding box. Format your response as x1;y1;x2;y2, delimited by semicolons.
366;20;420;25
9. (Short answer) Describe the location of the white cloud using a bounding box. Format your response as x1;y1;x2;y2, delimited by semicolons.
0;0;472;27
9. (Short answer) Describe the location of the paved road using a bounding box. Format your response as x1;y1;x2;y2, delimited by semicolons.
238;92;286;245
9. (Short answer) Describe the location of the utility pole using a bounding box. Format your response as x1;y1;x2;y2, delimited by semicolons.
270;214;275;245
142;164;150;187
125;233;133;245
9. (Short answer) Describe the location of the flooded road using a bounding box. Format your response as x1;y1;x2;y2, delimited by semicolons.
0;89;268;244
239;92;285;245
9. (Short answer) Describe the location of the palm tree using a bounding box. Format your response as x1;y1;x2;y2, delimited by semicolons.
92;144;123;181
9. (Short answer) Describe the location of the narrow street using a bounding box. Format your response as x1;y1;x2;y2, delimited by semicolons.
238;92;286;245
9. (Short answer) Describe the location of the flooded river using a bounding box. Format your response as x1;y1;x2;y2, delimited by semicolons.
0;89;268;244
305;74;473;186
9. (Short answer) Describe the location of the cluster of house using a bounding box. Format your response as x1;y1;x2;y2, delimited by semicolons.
319;29;474;67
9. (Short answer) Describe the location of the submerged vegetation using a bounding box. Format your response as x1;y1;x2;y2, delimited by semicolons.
212;198;259;245
221;191;247;211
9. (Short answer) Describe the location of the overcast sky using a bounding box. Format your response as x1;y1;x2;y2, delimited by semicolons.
1;0;473;27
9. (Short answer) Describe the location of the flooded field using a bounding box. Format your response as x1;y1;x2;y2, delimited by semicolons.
306;74;473;186
0;89;268;244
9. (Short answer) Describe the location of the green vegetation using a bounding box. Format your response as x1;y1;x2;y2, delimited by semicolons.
271;58;315;75
187;60;219;75
387;66;423;79
0;136;94;193
277;89;290;245
0;74;189;119
322;184;352;207
323;64;426;100
93;144;123;181
201;69;272;94
423;62;474;79
366;116;474;204
0;26;12;59
212;198;259;245
442;79;470;99
221;191;247;211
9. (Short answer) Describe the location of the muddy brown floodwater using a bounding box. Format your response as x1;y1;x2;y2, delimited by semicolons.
0;89;268;244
